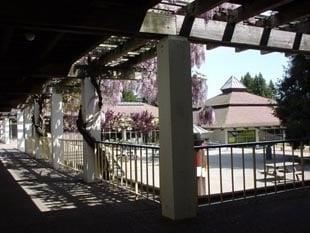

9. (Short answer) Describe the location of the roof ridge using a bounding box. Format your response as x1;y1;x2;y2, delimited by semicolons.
221;76;246;92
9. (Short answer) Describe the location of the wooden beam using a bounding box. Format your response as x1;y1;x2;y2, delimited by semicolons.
260;28;272;46
0;27;14;58
118;47;157;69
256;1;310;28
281;21;310;34
140;13;310;54
235;47;248;53
222;22;236;42
273;1;310;26
228;0;294;23
99;38;148;65
206;43;219;50
69;35;109;64
39;33;64;60
293;32;303;50
178;0;226;37
260;50;272;55
178;0;225;16
179;15;196;37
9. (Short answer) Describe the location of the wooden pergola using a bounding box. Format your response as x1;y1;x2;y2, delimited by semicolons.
0;0;309;111
1;0;310;221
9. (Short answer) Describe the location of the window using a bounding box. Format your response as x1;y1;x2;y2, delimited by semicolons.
228;130;256;143
258;128;284;141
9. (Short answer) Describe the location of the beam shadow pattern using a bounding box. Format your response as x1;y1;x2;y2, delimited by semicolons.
0;148;158;213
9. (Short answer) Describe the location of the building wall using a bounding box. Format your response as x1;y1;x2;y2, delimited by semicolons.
208;129;227;144
208;127;285;144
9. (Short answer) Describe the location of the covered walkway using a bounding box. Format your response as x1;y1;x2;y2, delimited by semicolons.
1;143;310;233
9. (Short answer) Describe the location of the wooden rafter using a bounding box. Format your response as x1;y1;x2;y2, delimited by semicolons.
117;47;157;69
281;21;310;34
178;0;226;37
140;12;310;54
226;0;294;23
255;1;310;28
0;27;14;58
98;38;148;65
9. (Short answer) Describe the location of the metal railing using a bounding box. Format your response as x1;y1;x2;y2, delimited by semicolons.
94;141;160;202
25;137;52;161
101;130;160;144
195;139;310;205
60;139;83;172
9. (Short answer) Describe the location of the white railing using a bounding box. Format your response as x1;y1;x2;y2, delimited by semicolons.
95;141;160;202
59;139;83;172
25;137;52;161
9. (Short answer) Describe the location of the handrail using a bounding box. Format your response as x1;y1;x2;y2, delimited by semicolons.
195;138;310;149
95;140;160;150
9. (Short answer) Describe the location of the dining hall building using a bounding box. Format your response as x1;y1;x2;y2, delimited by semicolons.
204;77;285;144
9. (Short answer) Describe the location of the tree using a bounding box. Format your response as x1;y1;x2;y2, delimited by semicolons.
130;110;158;143
240;72;253;90
240;72;274;98
122;90;137;102
275;55;310;140
268;80;276;99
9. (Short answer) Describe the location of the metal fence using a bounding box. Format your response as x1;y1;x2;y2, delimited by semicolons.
94;141;160;202
60;139;83;172
101;130;160;144
25;137;52;160
195;139;310;205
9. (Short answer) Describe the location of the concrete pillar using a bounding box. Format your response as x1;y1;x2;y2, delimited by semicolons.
24;106;33;139
23;105;33;154
122;129;127;141
224;129;228;144
255;128;260;142
17;110;25;151
33;101;41;159
81;77;101;183
0;120;3;142
2;118;10;144
51;92;63;169
157;36;196;220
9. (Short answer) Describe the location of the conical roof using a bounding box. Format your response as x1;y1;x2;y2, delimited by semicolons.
220;77;246;93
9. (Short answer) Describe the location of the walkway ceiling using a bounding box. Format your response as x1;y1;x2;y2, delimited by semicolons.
0;0;161;111
0;0;309;112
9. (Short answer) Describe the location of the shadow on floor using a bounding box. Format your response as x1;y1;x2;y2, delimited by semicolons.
1;147;310;233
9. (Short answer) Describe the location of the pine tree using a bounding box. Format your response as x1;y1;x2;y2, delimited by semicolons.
240;72;273;98
275;55;310;140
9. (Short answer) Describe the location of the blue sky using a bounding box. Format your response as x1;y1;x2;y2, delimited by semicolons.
198;47;289;98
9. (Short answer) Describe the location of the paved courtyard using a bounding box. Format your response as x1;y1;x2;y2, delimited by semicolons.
113;146;310;197
1;141;310;233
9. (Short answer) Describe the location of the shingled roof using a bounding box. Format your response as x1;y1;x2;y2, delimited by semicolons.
205;77;280;129
102;102;158;117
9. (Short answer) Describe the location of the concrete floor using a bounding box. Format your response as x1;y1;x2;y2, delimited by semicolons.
1;142;310;233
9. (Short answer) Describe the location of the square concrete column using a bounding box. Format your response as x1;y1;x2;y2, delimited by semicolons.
51;92;63;169
2;118;10;144
255;128;260;142
23;105;33;154
17;110;25;151
24;106;33;139
157;36;197;220
0;120;3;142
33;101;41;159
81;77;101;183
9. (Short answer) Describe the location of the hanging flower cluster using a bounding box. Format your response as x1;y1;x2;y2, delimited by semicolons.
63;115;78;132
198;106;215;126
192;73;208;108
100;80;124;105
